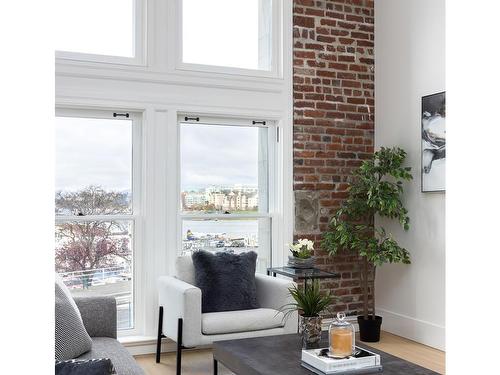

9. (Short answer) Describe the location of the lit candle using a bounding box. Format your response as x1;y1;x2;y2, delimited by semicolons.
330;328;353;357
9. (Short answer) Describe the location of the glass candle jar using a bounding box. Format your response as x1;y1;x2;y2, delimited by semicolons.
328;312;355;358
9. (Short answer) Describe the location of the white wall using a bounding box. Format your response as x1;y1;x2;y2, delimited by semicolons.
374;0;445;350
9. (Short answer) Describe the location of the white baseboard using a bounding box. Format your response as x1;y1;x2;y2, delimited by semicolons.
376;308;445;351
121;336;213;356
123;317;360;357
120;336;176;356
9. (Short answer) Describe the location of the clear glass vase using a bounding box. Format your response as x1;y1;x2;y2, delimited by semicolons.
328;312;355;357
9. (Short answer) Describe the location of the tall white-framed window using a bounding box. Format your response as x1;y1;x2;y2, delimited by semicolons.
55;0;146;65
177;0;281;77
55;108;142;335
178;115;277;272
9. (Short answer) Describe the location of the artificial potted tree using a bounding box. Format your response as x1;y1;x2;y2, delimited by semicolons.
281;280;334;349
322;147;412;342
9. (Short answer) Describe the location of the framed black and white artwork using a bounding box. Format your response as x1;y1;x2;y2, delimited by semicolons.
421;92;445;192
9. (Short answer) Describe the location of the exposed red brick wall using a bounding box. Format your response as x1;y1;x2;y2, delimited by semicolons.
293;0;375;317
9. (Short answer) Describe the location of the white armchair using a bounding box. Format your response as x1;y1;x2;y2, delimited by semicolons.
156;256;297;375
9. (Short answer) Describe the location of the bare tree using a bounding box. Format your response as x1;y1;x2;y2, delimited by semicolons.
55;185;130;215
55;186;132;288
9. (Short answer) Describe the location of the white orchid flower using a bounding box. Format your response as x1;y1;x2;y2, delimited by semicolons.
297;238;314;250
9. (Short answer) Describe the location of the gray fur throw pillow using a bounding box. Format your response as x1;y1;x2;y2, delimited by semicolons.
192;251;260;313
55;275;93;360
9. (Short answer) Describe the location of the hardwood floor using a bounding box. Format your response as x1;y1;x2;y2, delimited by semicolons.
135;348;233;375
360;332;445;374
135;331;445;375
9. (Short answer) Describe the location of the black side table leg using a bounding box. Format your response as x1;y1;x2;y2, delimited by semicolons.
156;306;163;363
213;358;218;375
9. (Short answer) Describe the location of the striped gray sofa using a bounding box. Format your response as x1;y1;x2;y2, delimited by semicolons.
71;296;144;375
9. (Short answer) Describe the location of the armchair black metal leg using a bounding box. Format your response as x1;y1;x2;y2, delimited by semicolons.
156;306;164;363
213;358;218;375
176;318;183;375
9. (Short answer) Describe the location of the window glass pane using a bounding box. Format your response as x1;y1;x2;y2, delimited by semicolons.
55;220;134;330
180;123;268;214
182;218;270;273
182;0;273;71
55;116;132;215
55;0;135;57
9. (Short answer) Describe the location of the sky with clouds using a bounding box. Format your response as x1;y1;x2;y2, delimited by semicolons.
56;118;263;193
55;117;132;192
181;124;261;191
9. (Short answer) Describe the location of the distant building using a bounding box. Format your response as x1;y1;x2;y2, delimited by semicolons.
183;191;207;208
247;193;258;210
182;185;259;211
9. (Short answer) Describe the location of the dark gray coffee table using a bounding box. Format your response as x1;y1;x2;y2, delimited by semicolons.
212;333;439;375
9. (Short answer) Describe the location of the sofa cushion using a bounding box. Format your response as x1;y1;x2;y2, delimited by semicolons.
175;255;196;285
55;275;93;360
55;358;115;375
192;251;259;313
78;337;144;375
202;308;285;335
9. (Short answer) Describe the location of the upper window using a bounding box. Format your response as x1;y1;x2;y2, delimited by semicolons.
181;0;275;73
55;0;144;64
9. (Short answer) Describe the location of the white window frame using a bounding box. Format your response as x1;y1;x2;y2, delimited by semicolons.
174;0;283;78
53;0;294;345
177;115;278;270
55;0;147;66
54;107;144;337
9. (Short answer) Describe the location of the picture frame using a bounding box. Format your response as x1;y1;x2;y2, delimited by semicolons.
421;91;446;192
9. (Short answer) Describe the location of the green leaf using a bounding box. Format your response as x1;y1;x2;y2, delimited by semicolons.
322;146;412;268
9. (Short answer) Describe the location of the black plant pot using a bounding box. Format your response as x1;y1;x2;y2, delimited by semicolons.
357;315;382;342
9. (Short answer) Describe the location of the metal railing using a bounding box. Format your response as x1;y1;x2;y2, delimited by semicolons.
58;265;132;289
58;265;134;330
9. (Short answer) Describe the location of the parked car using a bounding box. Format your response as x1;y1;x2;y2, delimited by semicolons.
230;240;245;247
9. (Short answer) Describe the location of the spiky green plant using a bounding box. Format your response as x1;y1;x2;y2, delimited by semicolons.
280;280;335;320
